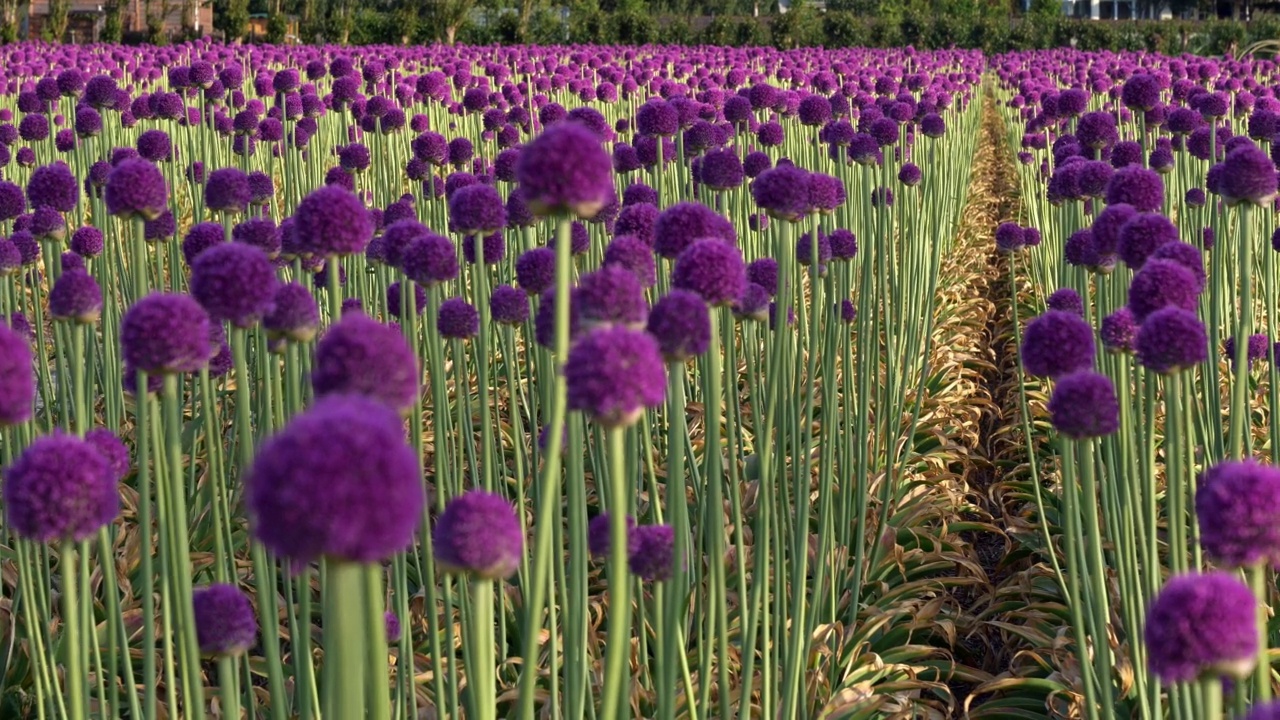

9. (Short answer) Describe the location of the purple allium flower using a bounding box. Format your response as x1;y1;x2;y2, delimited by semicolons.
247;171;274;206
1243;701;1280;720
3;430;116;542
628;524;675;581
1145;572;1257;683
516;123;613;219
203;167;251;216
182;222;226;267
752;165;810;221
827;229;857;261
489;284;529;326
1128;259;1201;323
807;173;845;213
1065;229;1101;269
565;326;666;428
1101;307;1138;354
120;294;211;375
1196;459;1280;568
636;100;679;137
339;143;371;174
84;428;128;481
436;297;479;340
1119;213;1178;270
312;312;418;414
386;281;427;319
1105;166;1164;212
734;283;772;322
0;181;26;221
898;163;923;187
100;159;167;222
70;226;103;258
588;513;637;558
384;611;401;643
653;202;736;260
295;185;372;257
233;218;282;259
577;266;648;329
1021;310;1095;378
30;207;65;242
461;231;505;265
0;242;18;276
143;210;176;243
1121;74;1162;111
995;222;1025;254
534;288;583;350
797;232;832;269
1091;203;1136;257
701;149;745;191
746;258;779;296
27;163;78;213
136;129;171;163
192;583;257;657
48;270;102;324
603;235;657;288
1223;334;1271;371
647;290;711;363
743;150;772;178
623;183;659;207
1047;288;1084;316
247;394;423;564
190;243;278;328
511;247;555;295
1048;370;1119;439
19;115;49;143
264;282;320;344
672;239;747;307
1149;242;1206;292
447;172;494;217
614;203;659;247
1136;307;1208;374
10;232;38;266
1220;145;1278;206
433;490;523;580
0;323;34;425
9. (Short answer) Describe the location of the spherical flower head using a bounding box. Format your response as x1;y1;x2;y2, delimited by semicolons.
1121;74;1162;111
384;611;402;643
1243;701;1280;720
137;129;172;163
190;243;278;328
1220;145;1278;206
70;226;104;258
233;217;282;259
1145;572;1257;683
1105;166;1164;212
0;242;18;277
1136;307;1208;374
1119;212;1178;270
588;513;637;558
295;185;372;257
1100;307;1138;354
746;258;779;296
1091;203;1136;257
515;247;556;295
807;173;845;213
0;181;26;221
516;123;613;219
827;229;858;261
489;284;530;326
566;326;666;428
614;203;659;247
81;427;128;482
635;100;678;136
264;282;320;344
339;143;371;173
672;240;747;308
898;163;923;187
622;183;658;207
203;167;251;215
1046;288;1084;316
247;394;423;564
1065;229;1101;269
653;202;736;259
752;165;811;221
604;235;657;288
433;490;523;580
734;283;772;322
49;269;103;324
30;207;66;242
120;294;211;375
4;429;117;543
180;222;225;267
1196;459;1280;568
386;281;427;320
1223;334;1272;372
1047;371;1119;439
191;583;257;657
0;324;34;426
627;524;675;581
1149;241;1206;292
436;297;480;340
461;231;506;266
1128;259;1201;324
797;232;833;269
534;287;583;350
647;290;711;363
700;149;745;191
312;312;419;414
577;266;648;329
995;222;1025;254
1020;310;1095;378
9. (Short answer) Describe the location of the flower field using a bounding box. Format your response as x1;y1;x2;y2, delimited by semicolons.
0;40;1276;720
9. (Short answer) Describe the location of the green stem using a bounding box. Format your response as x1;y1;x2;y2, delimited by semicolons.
322;559;367;719
599;426;633;717
61;540;85;720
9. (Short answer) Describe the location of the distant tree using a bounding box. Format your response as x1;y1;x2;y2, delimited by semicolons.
0;0;21;41
423;0;478;42
45;0;68;40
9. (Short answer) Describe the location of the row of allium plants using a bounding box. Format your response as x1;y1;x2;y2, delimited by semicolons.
0;41;988;719
988;48;1280;720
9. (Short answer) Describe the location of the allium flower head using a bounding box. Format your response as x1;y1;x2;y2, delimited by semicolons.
653;202;736;259
0;324;33;426
105;159;167;220
1220;145;1279;206
565;326;667;428
1119;213;1178;270
1048;371;1119;439
190;243;278;328
247;394;423;564
1047;288;1084;316
701;149;745;191
672;239;747;307
120;294;212;375
995;222;1025;253
752;165;811;221
1145;572;1257;683
4;430;116;542
26;163;78;213
1105;166;1164;212
436;297;479;339
312;312;419;414
490;284;530;325
1149;241;1206;292
204;168;251;215
1223;333;1271;371
588;513;637;558
434;490;523;580
400;233;458;287
1196;459;1280;568
516;123;613;219
192;584;257;657
576;266;648;329
647;290;711;363
604;236;657;288
295;185;372;257
85;428;129;481
70;226;103;258
1136;307;1208;374
614;203;659;246
264;282;321;344
49;269;103;324
515;247;556;295
1020;310;1095;378
448;184;506;235
629;524;675;581
1101;307;1138;354
233;217;282;258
